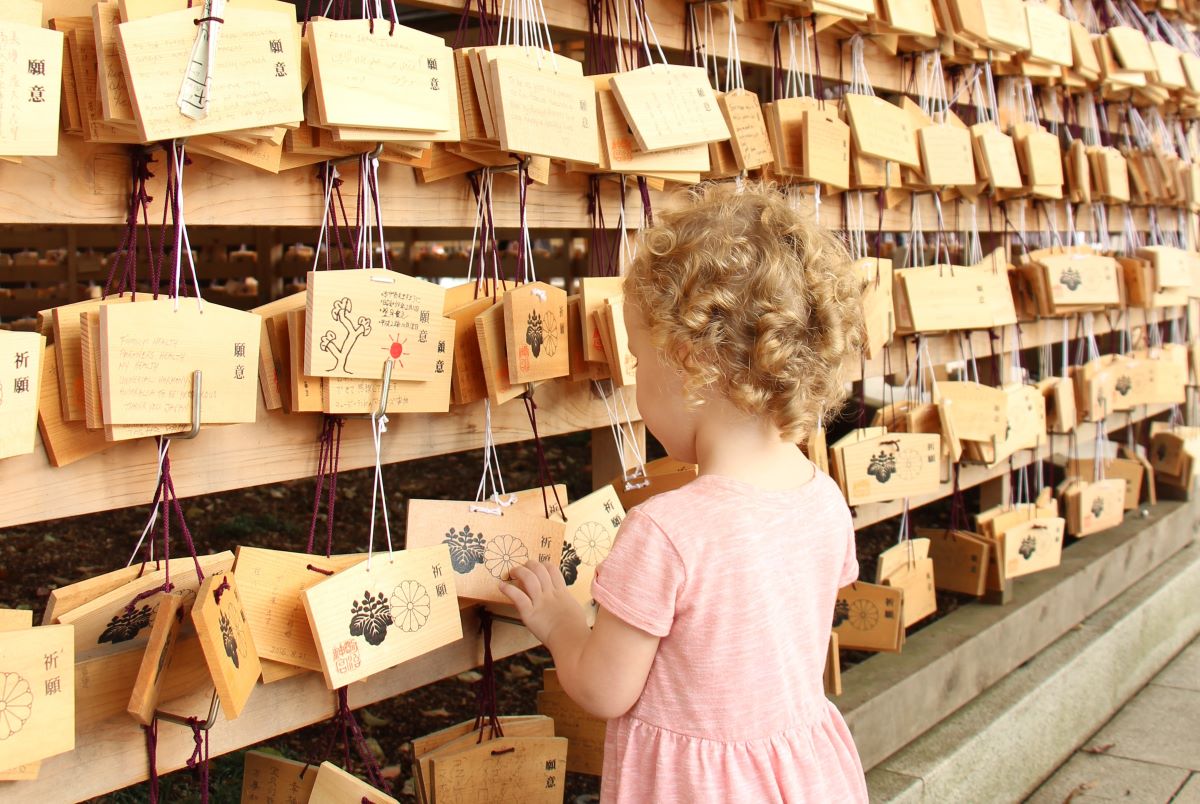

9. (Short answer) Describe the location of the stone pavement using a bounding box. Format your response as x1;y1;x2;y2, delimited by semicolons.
1027;637;1200;803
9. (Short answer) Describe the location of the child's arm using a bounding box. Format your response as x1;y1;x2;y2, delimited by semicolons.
501;559;660;720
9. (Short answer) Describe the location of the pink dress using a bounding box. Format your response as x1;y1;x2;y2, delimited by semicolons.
591;472;867;804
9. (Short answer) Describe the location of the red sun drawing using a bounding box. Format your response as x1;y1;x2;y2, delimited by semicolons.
382;335;406;366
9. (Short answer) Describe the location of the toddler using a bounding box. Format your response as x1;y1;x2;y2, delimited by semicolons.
500;183;868;803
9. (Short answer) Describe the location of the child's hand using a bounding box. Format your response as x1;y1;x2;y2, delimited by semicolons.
499;559;587;649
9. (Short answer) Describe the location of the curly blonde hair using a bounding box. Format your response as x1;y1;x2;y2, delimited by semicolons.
624;182;863;441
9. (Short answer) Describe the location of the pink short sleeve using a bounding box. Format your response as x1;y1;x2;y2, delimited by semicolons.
591;509;686;638
840;522;860;587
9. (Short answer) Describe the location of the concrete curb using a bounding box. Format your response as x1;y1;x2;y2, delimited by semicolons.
866;539;1200;802
840;499;1200;771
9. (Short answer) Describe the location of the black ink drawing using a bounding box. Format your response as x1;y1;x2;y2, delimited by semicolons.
98;604;154;644
484;535;529;580
542;311;560;358
1091;497;1105;518
219;611;240;669
867;451;896;483
526;311;544;358
444;526;486;574
320;297;373;373
1059;267;1082;291
1019;535;1037;560
560;543;582;586
1116;376;1132;396
572;521;611;566
349;590;393;646
832;599;850;628
848;599;879;631
390;581;432;633
0;672;32;740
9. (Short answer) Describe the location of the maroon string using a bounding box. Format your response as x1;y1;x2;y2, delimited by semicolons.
473;611;504;740
185;718;210;804
193;15;224;25
306;564;335;576
104;150;157;299
522;391;566;520
307;416;344;557
587;177;617;277
307;689;391;793
515;160;532;285
143;720;160;803
212;576;230;605
636;176;653;227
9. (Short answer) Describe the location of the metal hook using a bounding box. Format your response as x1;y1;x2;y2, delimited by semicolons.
345;360;394;420
164;370;202;441
156;689;221;731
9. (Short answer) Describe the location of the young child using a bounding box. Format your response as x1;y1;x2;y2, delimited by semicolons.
500;183;868;803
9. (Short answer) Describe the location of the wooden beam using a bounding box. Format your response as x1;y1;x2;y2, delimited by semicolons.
0;382;639;529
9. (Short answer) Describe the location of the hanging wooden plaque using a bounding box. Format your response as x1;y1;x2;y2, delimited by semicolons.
474;301;525;406
972;124;1023;189
0;610;38;782
897;262;1017;332
308;19;454;133
310;761;399;804
599;299;637;387
301;545;463;689
241;751;317;803
447;296;495;406
594;78;710;174
919;124;976;187
52;296;132;422
719;88;772;171
832;581;904;652
305;269;447;381
979;0;1030;52
126;589;186;726
1024;4;1071;67
323;315;455;414
503;282;569;385
1068;478;1126;536
608;65;731;152
612;456;698;510
117;6;303;142
844;94;920;168
0;331;44;460
429;736;568;804
490;56;600;165
920;528;990;596
536;685;605;775
405;500;565;604
234;548;367;672
1108;26;1156;72
192;572;261;719
560;486;625;615
99;299;261;426
1001;516;1064;578
879;557;936;628
1039;253;1121;307
802;108;851;189
0;624;74;770
57;552;234;660
858;258;894;359
0;22;64;156
1149;41;1186;88
579;277;624;363
837;431;941;505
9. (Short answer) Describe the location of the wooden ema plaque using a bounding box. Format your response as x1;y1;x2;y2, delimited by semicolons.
596;299;637;387
0;624;74;770
241;750;317;803
858;258;894;359
446;295;495;406
116;6;303;142
802;107;851;189
560;486;625;615
233;547;367;672
579;277;623;363
503;282;569;385
594;78;709;174
918;124;976;187
323;315;455;414
1025;4;1072;67
896;263;1017;333
489;55;600;165
972;124;1023;190
56;552;234;660
429;736;568;804
192;571;261;720
43;562;147;625
1000;516;1064;579
308;19;454;133
843;94;920;168
832;582;904;653
126;589;186;726
536;668;604;775
300;545;463;689
310;761;399;803
474;301;524;406
1067;478;1126;537
413;717;554;802
718;89;772;171
305;269;447;381
52;295;133;422
612;457;698;510
405;500;566;604
920;528;990;597
98;299;261;426
835;431;941;506
0;609;38;781
875;539;937;628
0;21;64;157
0;330;44;460
608;65;730;152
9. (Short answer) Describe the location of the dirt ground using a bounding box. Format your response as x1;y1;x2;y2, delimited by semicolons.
0;429;976;803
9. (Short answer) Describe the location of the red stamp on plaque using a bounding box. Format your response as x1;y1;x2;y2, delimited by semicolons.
519;345;531;373
332;639;361;674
